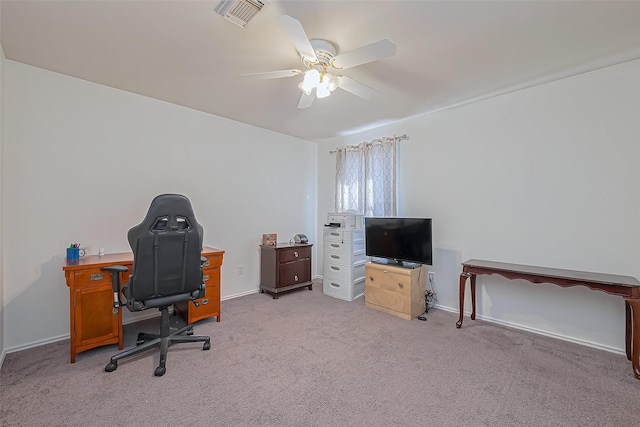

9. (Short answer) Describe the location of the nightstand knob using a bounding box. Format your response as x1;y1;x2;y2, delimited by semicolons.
294;251;298;257
294;275;299;282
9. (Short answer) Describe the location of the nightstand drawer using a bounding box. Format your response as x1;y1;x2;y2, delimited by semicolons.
279;261;311;287
279;246;311;263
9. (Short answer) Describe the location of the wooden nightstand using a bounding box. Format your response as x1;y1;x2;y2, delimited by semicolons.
260;243;313;299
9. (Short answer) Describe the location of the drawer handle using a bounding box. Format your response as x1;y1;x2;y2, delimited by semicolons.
203;275;210;281
330;282;340;288
203;260;211;267
90;273;104;281
201;299;209;305
369;276;374;281
331;266;340;271
294;251;298;258
294;275;299;282
331;232;339;236
331;255;340;259
398;283;404;289
331;243;339;248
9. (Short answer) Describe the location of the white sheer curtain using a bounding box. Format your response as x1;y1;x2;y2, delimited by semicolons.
334;136;397;217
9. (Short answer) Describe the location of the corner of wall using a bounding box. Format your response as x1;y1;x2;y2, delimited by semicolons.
0;33;6;367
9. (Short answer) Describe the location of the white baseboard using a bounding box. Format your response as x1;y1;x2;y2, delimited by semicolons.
222;289;260;300
1;292;259;362
436;304;626;356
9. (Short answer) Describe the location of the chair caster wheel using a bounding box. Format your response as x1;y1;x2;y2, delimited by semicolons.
203;341;211;351
105;362;117;372
186;328;194;336
154;366;166;377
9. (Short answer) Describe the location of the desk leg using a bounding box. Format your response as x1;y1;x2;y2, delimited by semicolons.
625;298;640;379
456;273;470;328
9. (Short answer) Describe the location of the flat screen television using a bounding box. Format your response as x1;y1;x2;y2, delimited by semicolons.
365;217;433;266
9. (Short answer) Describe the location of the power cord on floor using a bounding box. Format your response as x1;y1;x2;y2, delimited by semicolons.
418;275;438;321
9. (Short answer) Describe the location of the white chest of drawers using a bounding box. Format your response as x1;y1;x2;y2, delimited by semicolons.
323;227;367;301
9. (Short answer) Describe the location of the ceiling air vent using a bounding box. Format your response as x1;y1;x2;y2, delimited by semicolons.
215;0;268;28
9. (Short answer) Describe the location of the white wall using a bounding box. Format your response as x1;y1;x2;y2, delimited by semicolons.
2;61;318;352
0;22;5;362
317;59;640;353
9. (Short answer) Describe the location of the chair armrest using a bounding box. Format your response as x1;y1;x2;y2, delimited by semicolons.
101;265;129;308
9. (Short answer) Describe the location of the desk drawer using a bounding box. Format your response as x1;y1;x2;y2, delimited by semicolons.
74;270;113;287
202;254;223;268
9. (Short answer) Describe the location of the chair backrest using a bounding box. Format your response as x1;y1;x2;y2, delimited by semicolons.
127;194;204;303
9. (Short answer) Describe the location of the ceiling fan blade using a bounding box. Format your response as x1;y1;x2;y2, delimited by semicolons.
239;69;302;80
298;91;315;109
337;76;380;101
278;15;318;62
331;39;396;70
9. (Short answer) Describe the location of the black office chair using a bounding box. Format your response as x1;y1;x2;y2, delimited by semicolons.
102;194;210;376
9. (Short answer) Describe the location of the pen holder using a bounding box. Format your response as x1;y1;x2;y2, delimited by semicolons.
66;247;86;260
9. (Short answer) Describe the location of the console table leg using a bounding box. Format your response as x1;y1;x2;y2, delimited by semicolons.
625;301;632;361
470;274;477;321
456;273;470;328
625;298;640;379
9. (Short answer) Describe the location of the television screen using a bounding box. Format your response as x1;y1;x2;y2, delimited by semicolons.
365;217;432;265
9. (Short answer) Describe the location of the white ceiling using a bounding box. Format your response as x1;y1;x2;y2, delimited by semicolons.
2;1;640;142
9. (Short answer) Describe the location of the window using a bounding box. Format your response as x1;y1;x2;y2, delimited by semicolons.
334;137;397;217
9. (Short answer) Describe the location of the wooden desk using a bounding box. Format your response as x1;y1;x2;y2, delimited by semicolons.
456;259;640;379
62;246;224;363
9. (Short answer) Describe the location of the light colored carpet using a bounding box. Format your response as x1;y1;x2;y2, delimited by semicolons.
1;279;638;426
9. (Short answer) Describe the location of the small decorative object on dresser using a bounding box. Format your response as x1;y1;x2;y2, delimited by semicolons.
260;243;313;299
262;233;277;246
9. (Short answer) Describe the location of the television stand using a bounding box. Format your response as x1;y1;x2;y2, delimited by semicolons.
365;262;426;320
371;258;422;269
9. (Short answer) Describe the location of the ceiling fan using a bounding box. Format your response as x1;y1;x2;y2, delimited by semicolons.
240;15;396;109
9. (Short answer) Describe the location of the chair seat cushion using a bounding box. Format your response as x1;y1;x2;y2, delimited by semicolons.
123;284;204;311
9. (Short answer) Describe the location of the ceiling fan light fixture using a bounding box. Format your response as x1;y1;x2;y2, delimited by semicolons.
298;69;320;94
323;73;339;92
297;81;312;96
316;82;330;99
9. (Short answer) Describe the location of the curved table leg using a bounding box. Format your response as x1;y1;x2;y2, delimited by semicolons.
625;300;632;360
624;298;640;379
470;274;476;321
456;273;470;328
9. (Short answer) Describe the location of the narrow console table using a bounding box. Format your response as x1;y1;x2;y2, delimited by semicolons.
456;259;640;379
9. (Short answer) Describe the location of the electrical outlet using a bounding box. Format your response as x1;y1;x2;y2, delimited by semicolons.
237;265;244;275
428;271;435;284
